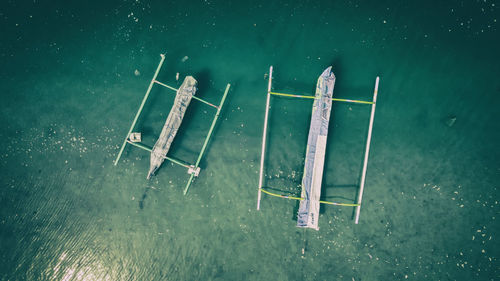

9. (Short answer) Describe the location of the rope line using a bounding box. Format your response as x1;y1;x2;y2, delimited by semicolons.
260;188;360;207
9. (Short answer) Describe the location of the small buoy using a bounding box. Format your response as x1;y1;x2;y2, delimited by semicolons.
129;132;141;142
134;69;140;76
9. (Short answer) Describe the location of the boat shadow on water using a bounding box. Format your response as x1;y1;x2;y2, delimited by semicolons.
139;191;147;210
138;185;161;210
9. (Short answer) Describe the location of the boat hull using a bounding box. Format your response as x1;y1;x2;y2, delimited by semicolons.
297;67;335;230
147;76;197;179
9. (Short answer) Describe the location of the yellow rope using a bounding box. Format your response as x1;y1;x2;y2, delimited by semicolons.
319;200;359;207
269;91;374;105
261;188;303;201
260;188;359;207
332;98;374;105
270;92;315;99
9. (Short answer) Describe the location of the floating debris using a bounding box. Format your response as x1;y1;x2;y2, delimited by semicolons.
445;115;456;127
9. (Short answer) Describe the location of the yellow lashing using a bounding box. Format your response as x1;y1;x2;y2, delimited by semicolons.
260;188;359;207
269;92;316;99
269;91;374;105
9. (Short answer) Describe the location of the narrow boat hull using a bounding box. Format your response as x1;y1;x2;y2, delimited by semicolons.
297;67;335;230
147;76;197;179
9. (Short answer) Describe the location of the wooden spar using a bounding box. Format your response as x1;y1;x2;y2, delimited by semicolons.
114;54;166;166
183;83;231;195
126;140;191;169
354;76;379;224
154;80;178;91
257;66;273;210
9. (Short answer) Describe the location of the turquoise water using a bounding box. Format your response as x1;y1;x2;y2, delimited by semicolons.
1;1;499;280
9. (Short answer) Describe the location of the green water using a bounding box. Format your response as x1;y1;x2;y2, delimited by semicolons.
1;1;499;280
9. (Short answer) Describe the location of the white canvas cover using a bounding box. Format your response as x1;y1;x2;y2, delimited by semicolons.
297;67;335;230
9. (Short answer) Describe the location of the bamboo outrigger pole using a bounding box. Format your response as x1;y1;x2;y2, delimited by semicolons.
126;140;191;168
183;83;231;195
114;54;166;166
257;66;273;210
354;76;379;224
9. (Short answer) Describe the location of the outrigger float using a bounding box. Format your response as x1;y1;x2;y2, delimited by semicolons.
114;54;230;195
257;66;379;229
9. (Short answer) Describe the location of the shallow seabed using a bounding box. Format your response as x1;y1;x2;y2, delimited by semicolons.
0;1;499;280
